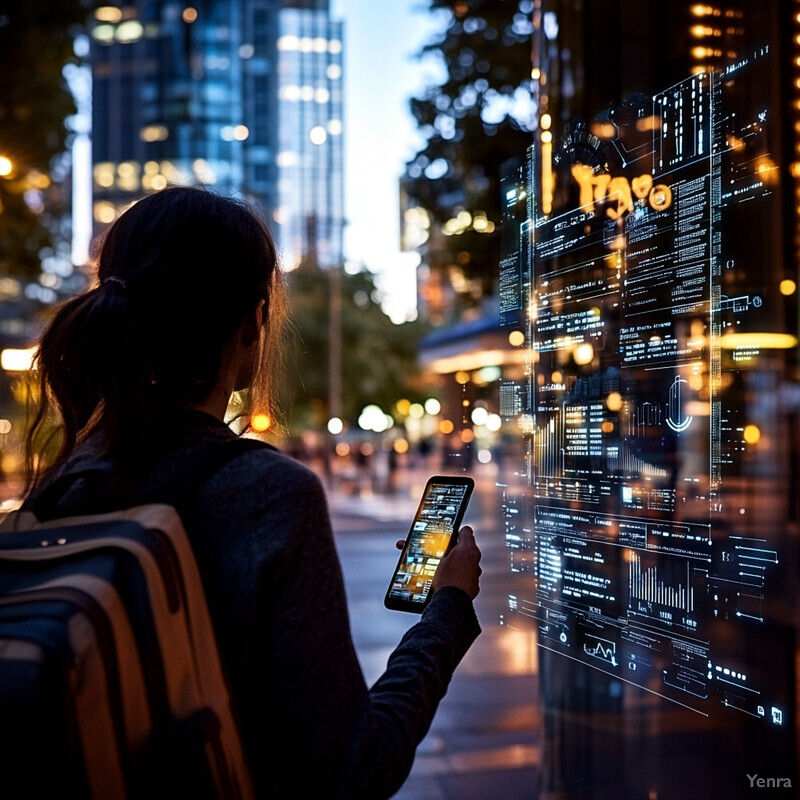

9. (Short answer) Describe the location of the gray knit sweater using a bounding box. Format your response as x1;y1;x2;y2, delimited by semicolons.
34;410;482;799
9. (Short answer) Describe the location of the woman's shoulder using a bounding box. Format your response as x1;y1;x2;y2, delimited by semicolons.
196;435;326;505
212;436;321;484
137;411;326;508
161;411;323;485
188;439;331;546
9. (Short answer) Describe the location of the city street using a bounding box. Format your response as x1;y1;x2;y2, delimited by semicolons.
326;462;540;800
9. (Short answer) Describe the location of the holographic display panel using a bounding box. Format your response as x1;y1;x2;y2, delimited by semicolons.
500;43;797;796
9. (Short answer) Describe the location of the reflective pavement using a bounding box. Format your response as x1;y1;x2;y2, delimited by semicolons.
326;461;540;800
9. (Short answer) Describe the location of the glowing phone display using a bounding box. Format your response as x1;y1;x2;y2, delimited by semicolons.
384;475;474;613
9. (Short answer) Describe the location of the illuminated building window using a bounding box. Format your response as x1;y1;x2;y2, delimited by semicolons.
94;201;117;224
139;125;169;143
192;159;217;183
277;151;298;167
277;34;298;50
93;162;115;189
220;125;249;141
94;6;122;23
280;85;301;102
115;20;143;43
116;161;140;192
142;173;168;191
309;126;327;145
92;24;115;44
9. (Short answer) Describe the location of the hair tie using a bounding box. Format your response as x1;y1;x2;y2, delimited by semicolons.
103;275;128;291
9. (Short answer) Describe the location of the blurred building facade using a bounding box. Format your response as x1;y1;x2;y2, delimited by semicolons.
274;2;344;269
89;0;344;268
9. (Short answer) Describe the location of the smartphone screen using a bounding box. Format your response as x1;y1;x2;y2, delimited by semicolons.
384;475;474;613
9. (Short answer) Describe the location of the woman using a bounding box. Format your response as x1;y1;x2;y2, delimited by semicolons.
24;186;482;799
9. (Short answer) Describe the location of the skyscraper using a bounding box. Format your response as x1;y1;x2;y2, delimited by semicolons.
274;1;344;269
89;0;343;269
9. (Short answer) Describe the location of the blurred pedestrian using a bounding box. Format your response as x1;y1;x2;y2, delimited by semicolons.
386;443;398;493
22;186;482;800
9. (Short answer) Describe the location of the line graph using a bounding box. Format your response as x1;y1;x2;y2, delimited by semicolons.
584;635;618;666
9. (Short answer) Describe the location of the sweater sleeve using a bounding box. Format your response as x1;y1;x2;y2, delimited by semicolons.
352;587;481;799
221;455;481;800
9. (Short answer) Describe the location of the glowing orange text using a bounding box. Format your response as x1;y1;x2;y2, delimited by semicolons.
571;165;672;219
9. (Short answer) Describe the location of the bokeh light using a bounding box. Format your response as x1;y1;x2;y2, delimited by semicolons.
471;407;489;426
743;424;761;444
310;125;327;144
574;342;594;365
486;413;502;432
358;404;392;432
409;403;425;419
393;438;410;454
250;413;271;432
424;398;441;415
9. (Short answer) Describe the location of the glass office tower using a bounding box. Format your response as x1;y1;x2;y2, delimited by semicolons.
274;3;344;269
89;0;342;269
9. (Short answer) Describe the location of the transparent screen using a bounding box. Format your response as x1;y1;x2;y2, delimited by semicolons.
500;27;798;798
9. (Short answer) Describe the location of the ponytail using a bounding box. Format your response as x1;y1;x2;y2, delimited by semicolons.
26;278;153;485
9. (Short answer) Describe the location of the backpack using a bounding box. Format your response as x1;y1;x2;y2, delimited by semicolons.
0;437;266;800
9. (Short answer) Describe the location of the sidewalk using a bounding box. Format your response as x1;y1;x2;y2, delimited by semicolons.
325;463;541;800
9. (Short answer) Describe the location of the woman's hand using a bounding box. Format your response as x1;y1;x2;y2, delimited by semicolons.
433;526;481;599
397;526;482;600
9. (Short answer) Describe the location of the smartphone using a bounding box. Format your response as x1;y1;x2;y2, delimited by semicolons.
384;475;474;613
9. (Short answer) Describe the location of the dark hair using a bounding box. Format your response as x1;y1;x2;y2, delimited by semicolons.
26;186;286;484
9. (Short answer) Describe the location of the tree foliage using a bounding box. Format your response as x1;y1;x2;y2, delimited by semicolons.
0;0;95;278
280;261;430;434
403;0;534;307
